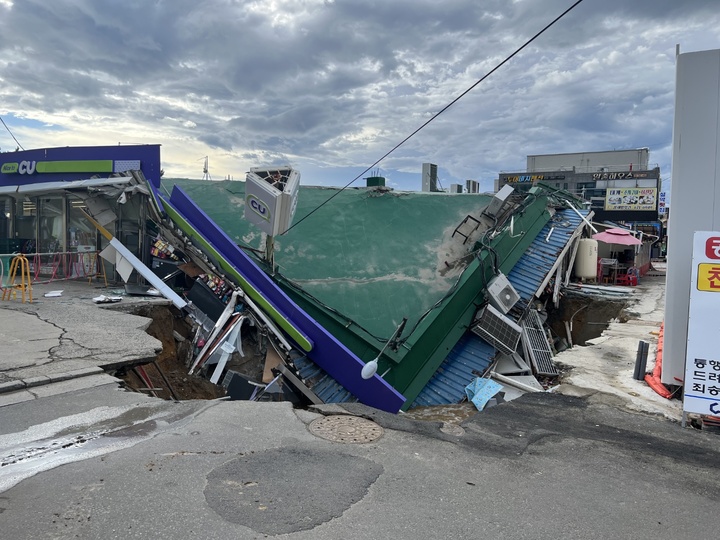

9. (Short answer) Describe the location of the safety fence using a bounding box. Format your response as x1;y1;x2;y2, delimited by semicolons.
0;250;106;287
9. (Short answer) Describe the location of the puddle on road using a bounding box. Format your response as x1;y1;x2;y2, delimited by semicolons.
1;432;102;468
404;402;478;424
0;407;194;494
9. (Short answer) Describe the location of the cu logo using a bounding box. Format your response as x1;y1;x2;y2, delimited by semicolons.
247;194;270;221
706;237;720;259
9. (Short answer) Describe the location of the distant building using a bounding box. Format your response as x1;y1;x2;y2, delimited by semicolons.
421;163;438;192
496;148;660;223
526;148;649;173
466;179;480;193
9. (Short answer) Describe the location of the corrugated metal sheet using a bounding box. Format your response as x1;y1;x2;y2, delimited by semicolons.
411;333;495;407
292;355;357;404
412;207;589;407
507;208;588;312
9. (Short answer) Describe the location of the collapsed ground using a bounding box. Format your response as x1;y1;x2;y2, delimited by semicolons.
115;290;628;412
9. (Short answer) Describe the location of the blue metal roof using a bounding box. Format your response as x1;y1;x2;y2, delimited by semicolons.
411;333;495;407
507;207;588;313
411;207;589;408
292;355;357;404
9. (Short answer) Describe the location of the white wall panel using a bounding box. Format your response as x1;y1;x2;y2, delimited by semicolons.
664;49;720;385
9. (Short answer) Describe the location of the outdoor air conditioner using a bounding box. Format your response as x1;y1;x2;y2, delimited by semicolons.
486;272;520;314
521;309;559;376
483;184;514;218
470;304;522;355
494;351;532;376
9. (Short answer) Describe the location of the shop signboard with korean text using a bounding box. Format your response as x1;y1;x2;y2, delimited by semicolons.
683;231;720;416
604;187;657;211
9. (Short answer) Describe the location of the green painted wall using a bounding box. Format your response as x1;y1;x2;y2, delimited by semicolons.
164;179;491;343
163;179;553;409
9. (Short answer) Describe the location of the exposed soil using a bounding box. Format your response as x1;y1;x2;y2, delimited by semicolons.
546;294;627;347
116;291;628;407
115;305;227;400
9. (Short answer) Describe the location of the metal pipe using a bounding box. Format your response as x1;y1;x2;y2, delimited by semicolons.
566;201;597;233
490;371;542;393
152;360;181;402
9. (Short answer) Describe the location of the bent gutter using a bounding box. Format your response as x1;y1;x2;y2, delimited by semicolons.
161;185;405;413
137;170;166;216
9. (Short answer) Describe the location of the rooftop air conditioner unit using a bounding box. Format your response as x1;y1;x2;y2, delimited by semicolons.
494;351;532;376
484;184;514;218
486;272;521;314
521;309;559;376
470;304;522;355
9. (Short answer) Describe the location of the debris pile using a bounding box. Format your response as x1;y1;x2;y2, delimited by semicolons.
109;174;645;415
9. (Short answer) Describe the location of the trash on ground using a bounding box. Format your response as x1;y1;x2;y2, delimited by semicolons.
43;290;64;297
465;377;503;411
93;295;122;304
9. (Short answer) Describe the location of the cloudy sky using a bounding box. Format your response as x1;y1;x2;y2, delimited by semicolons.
0;0;718;191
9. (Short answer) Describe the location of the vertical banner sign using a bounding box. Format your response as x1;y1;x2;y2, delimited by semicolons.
658;191;666;215
683;231;720;416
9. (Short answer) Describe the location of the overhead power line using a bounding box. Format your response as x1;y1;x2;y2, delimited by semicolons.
0;115;25;151
285;0;587;233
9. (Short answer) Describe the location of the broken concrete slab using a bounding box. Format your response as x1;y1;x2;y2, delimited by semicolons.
0;280;169;395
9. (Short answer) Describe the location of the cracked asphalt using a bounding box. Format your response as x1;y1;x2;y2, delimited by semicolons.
1;280;164;397
0;391;718;540
1;276;719;539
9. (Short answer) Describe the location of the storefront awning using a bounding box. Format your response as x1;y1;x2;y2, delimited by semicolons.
0;176;134;196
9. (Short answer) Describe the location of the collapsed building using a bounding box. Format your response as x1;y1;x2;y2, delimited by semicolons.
1;145;650;413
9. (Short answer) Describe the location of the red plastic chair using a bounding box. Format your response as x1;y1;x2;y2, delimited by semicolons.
616;272;638;286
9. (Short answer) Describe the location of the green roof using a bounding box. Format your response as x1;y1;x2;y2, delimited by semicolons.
163;179;492;341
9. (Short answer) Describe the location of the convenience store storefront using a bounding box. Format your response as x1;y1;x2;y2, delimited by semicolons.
0;145;161;281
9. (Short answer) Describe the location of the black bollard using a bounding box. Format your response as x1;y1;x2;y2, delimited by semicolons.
633;340;649;380
639;340;649;378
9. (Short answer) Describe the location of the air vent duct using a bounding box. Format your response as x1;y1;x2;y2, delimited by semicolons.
470;304;522;355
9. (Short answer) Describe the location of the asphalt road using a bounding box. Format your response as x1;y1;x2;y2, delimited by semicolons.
0;383;718;540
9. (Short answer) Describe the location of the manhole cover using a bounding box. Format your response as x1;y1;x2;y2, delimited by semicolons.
308;415;384;443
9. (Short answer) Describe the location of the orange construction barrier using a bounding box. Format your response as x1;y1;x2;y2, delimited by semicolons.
644;323;673;399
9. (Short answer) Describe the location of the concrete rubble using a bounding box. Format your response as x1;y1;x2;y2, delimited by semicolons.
0;280;166;404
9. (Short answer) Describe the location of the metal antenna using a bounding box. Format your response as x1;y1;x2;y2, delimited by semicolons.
199;156;211;180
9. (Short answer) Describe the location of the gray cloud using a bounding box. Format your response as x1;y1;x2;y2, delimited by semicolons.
1;0;719;188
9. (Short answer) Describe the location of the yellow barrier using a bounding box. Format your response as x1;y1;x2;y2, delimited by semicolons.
2;254;32;303
0;251;104;285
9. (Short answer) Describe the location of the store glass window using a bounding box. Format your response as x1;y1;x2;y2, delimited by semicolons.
38;197;65;253
118;194;142;257
67;197;97;252
0;197;16;268
0;196;11;241
14;197;37;253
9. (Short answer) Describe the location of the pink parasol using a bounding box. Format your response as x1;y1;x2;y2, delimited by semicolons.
592;228;642;246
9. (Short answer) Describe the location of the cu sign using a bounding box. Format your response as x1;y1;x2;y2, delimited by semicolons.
247;194;271;221
18;161;37;174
